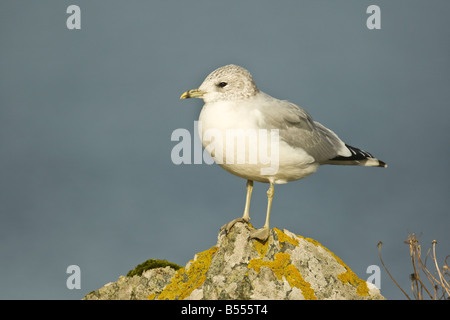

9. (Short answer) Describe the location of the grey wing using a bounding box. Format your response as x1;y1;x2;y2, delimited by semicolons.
260;100;350;163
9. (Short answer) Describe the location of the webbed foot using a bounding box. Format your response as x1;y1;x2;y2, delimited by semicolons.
220;217;250;234
249;227;270;242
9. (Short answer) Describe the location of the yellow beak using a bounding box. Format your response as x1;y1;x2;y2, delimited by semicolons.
180;89;205;99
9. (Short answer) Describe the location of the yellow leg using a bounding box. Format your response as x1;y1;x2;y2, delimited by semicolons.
263;183;274;229
250;183;274;242
242;180;253;221
221;180;253;233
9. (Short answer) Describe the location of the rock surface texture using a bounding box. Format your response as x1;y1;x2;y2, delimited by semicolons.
84;222;384;300
84;266;176;300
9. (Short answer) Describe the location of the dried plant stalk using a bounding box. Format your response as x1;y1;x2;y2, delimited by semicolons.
378;233;449;300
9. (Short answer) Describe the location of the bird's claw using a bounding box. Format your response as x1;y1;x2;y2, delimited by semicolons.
220;217;250;234
249;227;270;243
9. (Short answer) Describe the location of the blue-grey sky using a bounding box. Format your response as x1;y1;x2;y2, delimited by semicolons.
1;1;449;300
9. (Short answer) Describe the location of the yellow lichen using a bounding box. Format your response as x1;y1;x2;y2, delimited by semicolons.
274;228;299;247
252;238;269;258
248;252;317;300
296;234;369;296
337;270;370;296
151;246;218;300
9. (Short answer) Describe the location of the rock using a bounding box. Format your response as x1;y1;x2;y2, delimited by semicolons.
84;222;384;300
84;266;176;300
126;259;181;277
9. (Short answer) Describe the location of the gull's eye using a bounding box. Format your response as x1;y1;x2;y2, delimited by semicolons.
217;82;228;88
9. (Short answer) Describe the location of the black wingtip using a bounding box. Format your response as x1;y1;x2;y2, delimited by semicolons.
328;144;387;168
378;160;387;168
330;144;374;162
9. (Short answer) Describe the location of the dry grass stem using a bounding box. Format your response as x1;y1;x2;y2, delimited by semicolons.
378;233;449;300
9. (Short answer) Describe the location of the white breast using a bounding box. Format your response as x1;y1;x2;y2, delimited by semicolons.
198;100;318;184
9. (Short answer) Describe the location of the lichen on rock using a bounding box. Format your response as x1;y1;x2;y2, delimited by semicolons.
149;246;219;300
127;259;181;277
84;222;384;300
83;266;177;300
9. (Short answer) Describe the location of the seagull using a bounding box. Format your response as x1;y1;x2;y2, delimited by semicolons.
180;64;386;242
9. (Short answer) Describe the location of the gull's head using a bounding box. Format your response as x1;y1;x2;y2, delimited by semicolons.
180;64;259;103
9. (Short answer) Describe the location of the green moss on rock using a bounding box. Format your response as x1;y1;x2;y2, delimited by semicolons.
127;259;181;277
